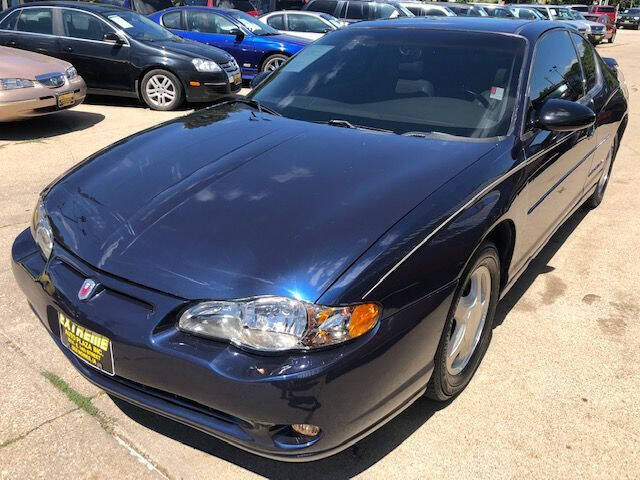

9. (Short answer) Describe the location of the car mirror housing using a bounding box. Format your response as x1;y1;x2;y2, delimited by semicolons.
536;98;596;132
229;28;244;40
103;32;124;44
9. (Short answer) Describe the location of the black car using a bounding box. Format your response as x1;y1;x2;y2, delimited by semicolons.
0;1;242;110
303;0;413;23
617;8;640;29
11;17;627;461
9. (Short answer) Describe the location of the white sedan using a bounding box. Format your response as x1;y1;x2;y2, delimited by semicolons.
259;10;342;40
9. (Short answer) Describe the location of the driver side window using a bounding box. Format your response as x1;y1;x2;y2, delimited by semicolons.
528;30;584;111
186;11;237;34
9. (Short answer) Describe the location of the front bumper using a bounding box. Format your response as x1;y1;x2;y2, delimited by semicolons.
617;19;639;27
588;33;605;43
11;228;454;461
0;76;86;122
180;69;242;103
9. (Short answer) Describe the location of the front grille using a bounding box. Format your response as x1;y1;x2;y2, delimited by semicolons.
220;60;240;74
35;72;66;88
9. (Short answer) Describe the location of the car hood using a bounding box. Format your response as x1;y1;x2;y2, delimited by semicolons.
151;37;234;63
44;104;497;301
0;46;71;78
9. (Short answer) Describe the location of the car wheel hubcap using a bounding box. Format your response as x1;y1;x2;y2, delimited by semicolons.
146;75;176;107
264;57;285;72
446;265;491;376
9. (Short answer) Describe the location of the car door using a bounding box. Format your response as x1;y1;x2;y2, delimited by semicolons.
56;8;132;92
184;9;250;61
519;29;596;261
569;32;614;192
0;7;58;55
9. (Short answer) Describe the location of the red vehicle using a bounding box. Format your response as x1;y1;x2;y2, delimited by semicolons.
589;4;617;23
181;0;261;16
585;13;617;43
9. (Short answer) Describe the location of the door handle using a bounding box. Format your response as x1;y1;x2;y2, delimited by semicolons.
63;46;73;52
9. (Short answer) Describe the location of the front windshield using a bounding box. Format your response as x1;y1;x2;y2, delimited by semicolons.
320;13;342;28
106;10;175;41
569;10;586;20
225;10;279;34
250;28;525;138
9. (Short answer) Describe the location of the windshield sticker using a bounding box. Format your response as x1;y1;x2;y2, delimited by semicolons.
286;45;335;73
490;87;504;101
108;15;134;29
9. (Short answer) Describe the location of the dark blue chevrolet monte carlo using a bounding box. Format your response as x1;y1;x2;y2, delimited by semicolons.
12;18;628;461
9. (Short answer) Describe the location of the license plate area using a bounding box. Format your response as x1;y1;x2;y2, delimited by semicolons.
57;92;74;108
58;312;115;375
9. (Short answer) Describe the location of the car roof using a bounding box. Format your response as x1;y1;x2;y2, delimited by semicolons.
7;1;129;13
350;16;568;41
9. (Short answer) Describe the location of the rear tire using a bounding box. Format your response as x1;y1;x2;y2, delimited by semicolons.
140;69;183;111
585;137;617;209
609;32;616;43
426;242;500;402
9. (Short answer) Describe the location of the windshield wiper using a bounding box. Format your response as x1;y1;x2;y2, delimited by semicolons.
319;119;393;133
226;98;281;116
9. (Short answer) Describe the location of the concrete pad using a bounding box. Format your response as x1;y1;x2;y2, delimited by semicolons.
0;339;74;445
0;409;163;480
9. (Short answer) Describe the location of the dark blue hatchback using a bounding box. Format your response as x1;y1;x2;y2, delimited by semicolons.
148;6;310;79
11;18;627;461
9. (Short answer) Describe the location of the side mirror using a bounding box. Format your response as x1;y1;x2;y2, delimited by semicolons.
103;32;124;44
229;28;244;40
536;98;596;132
250;71;271;89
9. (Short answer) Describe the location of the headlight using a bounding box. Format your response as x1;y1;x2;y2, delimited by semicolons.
634;16;639;20
0;78;34;90
65;66;78;80
192;58;222;73
31;198;53;260
179;296;380;352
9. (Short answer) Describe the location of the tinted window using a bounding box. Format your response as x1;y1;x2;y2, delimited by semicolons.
225;10;278;34
345;2;365;19
162;11;182;29
288;14;329;33
372;3;402;19
132;0;174;14
266;13;284;29
62;10;113;41
306;0;338;15
183;0;208;5
16;8;53;35
423;7;447;16
515;9;537;20
0;10;20;30
534;8;550;19
571;33;599;93
529;30;583;107
406;6;422;16
488;7;514;18
106;11;174;41
187;10;236;34
251;29;526;138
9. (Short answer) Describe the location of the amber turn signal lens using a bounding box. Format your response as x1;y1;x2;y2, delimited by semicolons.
348;304;380;337
189;81;201;87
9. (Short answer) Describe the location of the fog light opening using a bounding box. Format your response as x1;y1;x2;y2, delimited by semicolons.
291;423;320;437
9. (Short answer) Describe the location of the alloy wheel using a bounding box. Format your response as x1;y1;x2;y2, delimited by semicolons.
262;56;286;72
446;265;492;376
145;74;176;108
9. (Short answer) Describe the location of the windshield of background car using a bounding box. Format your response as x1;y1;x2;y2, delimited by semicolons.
320;13;342;27
250;28;526;138
226;9;278;34
550;8;573;19
106;10;175;41
569;10;586;20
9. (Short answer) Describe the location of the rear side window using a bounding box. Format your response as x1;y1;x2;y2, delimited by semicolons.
0;10;20;30
571;33;599;93
16;8;53;35
534;8;550;19
529;30;584;106
162;11;182;29
345;1;365;19
306;0;338;15
265;13;284;29
423;7;447;17
288;14;329;33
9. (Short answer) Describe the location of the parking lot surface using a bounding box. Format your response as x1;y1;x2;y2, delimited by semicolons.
1;33;639;480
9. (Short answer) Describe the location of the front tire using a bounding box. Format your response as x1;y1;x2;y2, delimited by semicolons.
140;69;183;111
609;32;616;43
426;242;500;402
260;53;288;73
